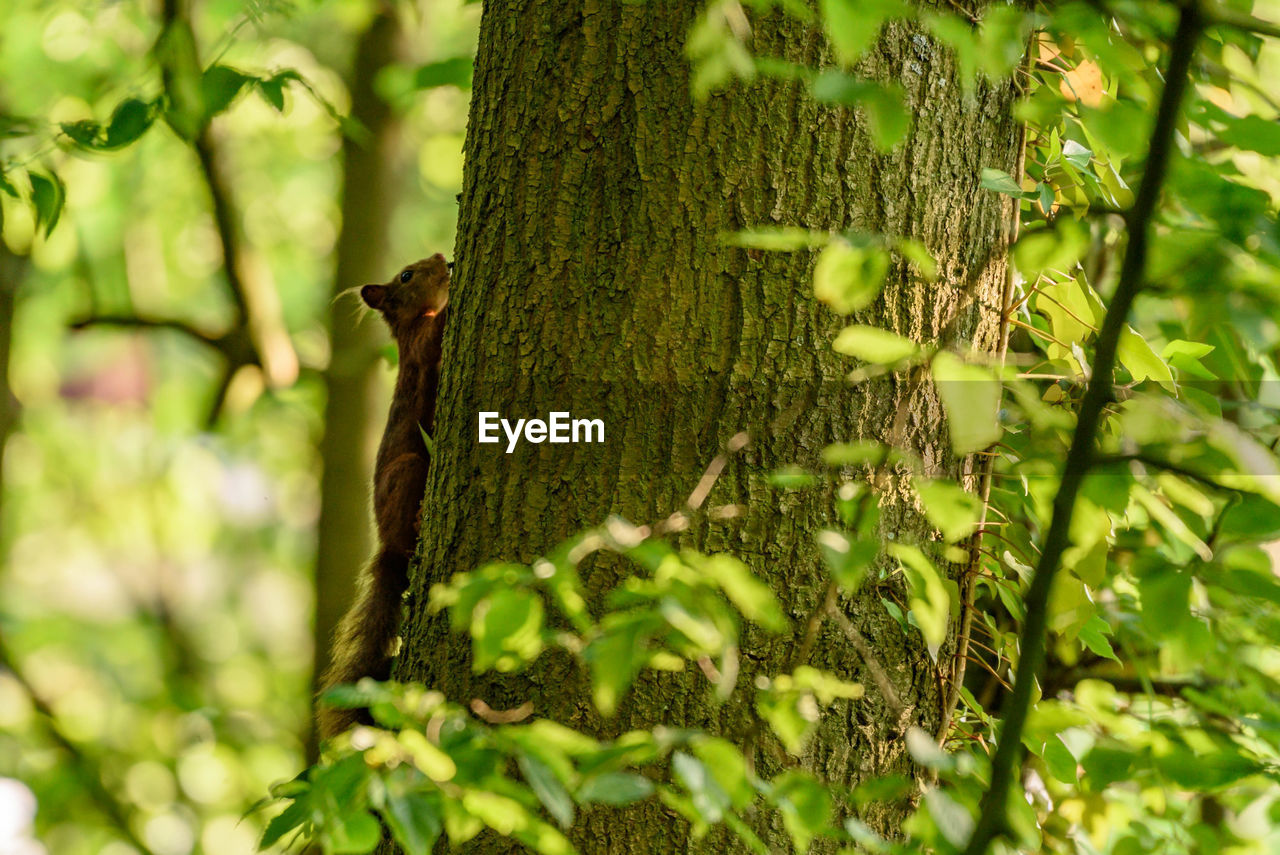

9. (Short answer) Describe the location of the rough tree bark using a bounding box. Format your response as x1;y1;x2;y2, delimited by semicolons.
395;2;1018;850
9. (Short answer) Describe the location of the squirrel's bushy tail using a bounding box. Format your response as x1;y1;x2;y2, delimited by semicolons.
317;548;410;739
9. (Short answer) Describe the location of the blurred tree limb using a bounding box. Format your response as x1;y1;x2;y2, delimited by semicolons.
69;0;299;427
310;0;407;763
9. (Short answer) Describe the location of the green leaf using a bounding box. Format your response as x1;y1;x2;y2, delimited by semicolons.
60;120;102;148
922;788;974;849
896;238;938;282
980;167;1032;198
683;552;786;631
383;792;442;855
1156;747;1260;790
1117;326;1174;389
1041;736;1079;784
756;688;816;754
813;238;889;313
1061;138;1092;169
413;56;474;89
692;738;755;809
576;773;654;805
727;223;824;250
329;810;381;853
816;529;878;590
471;587;544;671
1038;181;1055;214
518;752;574;829
976;4;1029;78
256;71;301;112
809;73;909;148
724;227;829;251
932;351;1001;454
832;325;918;363
1077;614;1119;662
889;544;952;660
417;422;435;457
771;772;832;853
104;98;156;149
398;730;457;782
1138;567;1191;637
201;65;254;120
586;616;653;715
28;171;65;237
1014;220;1089;277
915;479;983;543
672;752;729;824
821;440;887;467
768;465;818;489
1217;113;1280;156
820;0;906;66
259;799;310;849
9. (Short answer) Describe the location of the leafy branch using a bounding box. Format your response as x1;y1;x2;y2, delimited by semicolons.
960;4;1205;852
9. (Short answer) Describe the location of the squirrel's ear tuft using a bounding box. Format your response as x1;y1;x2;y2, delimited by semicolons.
361;284;387;310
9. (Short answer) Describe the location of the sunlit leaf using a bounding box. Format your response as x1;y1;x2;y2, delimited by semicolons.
832;325;918;363
932;351;1001;454
915;479;983;543
813;238;889;313
889;543;952;660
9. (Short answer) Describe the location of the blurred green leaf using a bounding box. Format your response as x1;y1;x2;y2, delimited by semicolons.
413;57;474;89
383;792;443;855
813;238;889;313
832;325;918;363
28;171;64;236
932;351;1001;454
576;773;654;805
915;479;983;543
518;752;574;829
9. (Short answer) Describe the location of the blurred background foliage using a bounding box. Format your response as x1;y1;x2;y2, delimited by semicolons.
0;1;477;852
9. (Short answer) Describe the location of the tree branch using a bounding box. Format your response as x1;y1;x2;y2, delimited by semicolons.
961;6;1204;852
826;601;910;729
70;314;222;347
937;32;1038;745
1206;3;1280;39
1096;453;1249;494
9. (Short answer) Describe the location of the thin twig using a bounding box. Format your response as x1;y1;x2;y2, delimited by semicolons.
70;314;222;347
936;31;1036;745
1096;453;1249;494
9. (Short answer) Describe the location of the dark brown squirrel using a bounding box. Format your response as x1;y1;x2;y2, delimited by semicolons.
318;254;450;739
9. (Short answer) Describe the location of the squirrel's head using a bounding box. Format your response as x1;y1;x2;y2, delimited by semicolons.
361;254;451;336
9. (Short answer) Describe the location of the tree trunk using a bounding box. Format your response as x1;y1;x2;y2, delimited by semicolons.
310;7;405;762
396;1;1017;850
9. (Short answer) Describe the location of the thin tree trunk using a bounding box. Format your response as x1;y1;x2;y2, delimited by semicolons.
310;5;405;762
396;2;1017;850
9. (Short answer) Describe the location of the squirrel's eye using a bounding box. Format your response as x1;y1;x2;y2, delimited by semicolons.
399;270;413;284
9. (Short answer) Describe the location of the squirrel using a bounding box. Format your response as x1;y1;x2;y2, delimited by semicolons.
318;253;450;739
